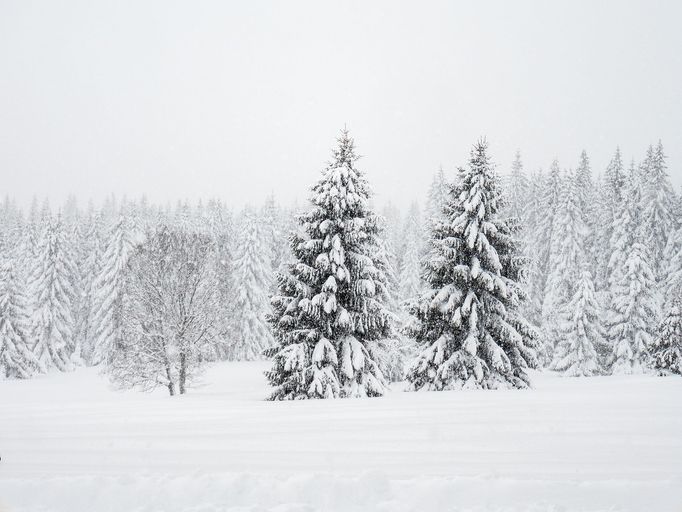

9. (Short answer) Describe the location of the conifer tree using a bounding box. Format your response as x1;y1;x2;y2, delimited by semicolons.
370;236;413;382
604;147;626;205
205;199;236;359
261;194;292;279
536;161;562;322
651;298;682;375
266;129;392;399
605;243;658;374
595;148;626;290
77;212;104;364
607;190;637;301
506;150;529;222
89;216;140;365
575;150;594;213
543;171;588;359
663;225;682;308
379;203;403;290
522;167;546;326
425;166;448;230
550;269;602;376
638;141;675;279
398;202;423;304
228;209;274;360
0;257;44;378
575;150;599;280
29;215;77;371
406;140;539;390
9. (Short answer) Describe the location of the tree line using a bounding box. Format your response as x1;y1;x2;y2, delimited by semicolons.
1;130;680;396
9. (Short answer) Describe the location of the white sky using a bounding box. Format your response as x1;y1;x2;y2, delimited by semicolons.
1;0;681;210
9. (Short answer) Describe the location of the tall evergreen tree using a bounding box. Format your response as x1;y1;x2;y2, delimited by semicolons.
77;212;104;364
595;148;626;291
89;216;140;365
604;147;626;205
29;215;77;371
380;202;403;263
371;235;413;382
425;166;448;231
0;257;44;378
521;167;546;326
607;185;637;302
605;243;658;374
228;209;274;360
205;199;236;359
663;224;682;308
550;269;602;376
506;150;529;222
651;298;682;375
543;171;588;359
575;150;600;281
398;201;423;304
638;141;675;279
266;129;392;399
406;140;539;390
261;194;291;279
536;161;562;323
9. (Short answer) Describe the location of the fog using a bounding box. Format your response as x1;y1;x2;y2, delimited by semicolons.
1;0;680;208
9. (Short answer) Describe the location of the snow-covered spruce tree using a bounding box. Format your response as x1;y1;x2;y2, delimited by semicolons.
265;129;392;399
663;224;682;308
76;212;104;364
505;150;529;223
398;201;424;304
605;243;658;374
604;147;626;205
89;215;141;365
594;148;626;291
651;298;682;375
520;167;546;326
202;199;236;360
381;202;403;261
371;233;415;383
425;166;449;231
638;141;676;280
405;140;539;390
261;194;292;280
108;225;221;395
536;161;562;325
0;257;44;378
542;171;588;363
29;215;77;371
607;172;641;297
574;150;600;283
550;269;602;376
228;208;275;360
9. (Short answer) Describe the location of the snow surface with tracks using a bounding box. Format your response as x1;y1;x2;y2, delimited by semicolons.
1;362;681;511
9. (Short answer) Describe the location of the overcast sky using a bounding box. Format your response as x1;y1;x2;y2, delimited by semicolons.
1;0;680;210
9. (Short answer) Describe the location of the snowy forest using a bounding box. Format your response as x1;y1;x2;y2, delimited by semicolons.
1;131;681;395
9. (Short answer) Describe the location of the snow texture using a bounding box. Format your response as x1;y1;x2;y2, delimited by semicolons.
0;361;681;511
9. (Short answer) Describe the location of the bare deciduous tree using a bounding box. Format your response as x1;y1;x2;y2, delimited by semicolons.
108;224;221;395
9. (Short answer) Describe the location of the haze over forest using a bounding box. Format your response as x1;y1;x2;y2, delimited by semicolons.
1;0;681;209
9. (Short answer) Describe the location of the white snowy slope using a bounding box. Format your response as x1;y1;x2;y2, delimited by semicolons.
0;363;680;512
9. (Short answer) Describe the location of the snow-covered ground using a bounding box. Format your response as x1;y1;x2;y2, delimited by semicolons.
0;363;680;512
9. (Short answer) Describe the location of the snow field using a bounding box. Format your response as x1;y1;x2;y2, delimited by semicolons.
1;362;681;511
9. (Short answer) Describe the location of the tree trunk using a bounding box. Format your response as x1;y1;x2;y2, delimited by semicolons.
165;365;175;396
179;352;187;395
